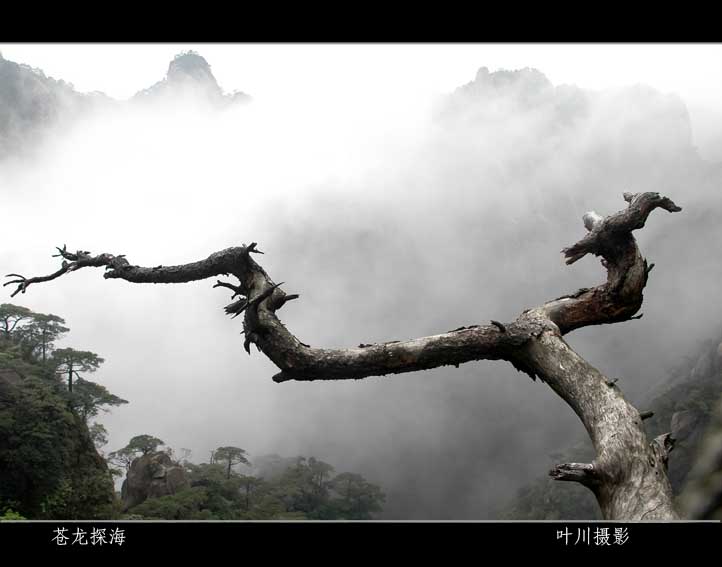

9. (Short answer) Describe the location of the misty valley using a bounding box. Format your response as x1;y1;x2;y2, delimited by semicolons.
1;47;721;522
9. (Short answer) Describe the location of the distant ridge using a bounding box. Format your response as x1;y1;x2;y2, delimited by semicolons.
0;51;250;160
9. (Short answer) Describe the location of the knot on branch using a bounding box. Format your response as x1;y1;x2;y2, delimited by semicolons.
550;462;600;488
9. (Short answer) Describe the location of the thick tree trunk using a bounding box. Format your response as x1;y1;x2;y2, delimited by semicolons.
514;316;677;519
5;192;683;519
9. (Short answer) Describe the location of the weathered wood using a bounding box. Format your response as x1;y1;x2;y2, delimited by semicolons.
549;462;600;487
5;192;683;519
514;318;678;519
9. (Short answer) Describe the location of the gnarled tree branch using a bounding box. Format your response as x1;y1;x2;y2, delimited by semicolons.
6;192;682;519
540;191;682;334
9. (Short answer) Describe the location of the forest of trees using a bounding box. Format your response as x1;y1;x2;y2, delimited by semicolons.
0;303;386;521
121;449;385;520
0;303;119;519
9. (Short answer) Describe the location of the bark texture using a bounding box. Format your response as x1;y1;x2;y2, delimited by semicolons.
6;192;683;519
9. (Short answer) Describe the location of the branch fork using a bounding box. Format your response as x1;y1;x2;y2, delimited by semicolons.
6;192;683;520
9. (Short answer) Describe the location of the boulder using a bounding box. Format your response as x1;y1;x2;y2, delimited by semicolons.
121;451;190;510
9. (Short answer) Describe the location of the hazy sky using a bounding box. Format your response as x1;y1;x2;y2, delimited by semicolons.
1;43;720;519
1;43;721;102
2;43;721;159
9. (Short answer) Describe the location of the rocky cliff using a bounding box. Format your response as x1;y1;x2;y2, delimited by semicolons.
132;51;250;106
0;53;111;159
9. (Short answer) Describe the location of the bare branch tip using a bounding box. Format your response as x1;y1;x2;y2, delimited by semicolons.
272;371;291;383
246;242;264;255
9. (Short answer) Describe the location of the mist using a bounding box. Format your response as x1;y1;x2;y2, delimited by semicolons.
1;46;721;519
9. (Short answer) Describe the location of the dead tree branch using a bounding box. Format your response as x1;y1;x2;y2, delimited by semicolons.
6;192;682;519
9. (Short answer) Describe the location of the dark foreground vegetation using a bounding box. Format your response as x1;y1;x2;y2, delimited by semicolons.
0;303;384;520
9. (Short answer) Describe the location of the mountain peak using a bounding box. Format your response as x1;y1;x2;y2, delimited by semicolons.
472;66;553;93
166;51;217;86
133;51;250;105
